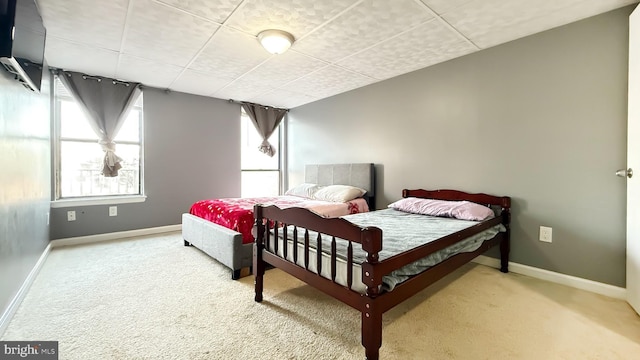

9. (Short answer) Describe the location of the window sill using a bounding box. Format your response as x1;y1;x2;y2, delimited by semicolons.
50;195;147;208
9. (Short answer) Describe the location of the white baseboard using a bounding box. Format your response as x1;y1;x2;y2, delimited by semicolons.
0;243;52;337
51;224;182;248
473;255;627;300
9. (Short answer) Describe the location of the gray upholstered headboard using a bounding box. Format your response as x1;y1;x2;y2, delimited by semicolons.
304;163;376;208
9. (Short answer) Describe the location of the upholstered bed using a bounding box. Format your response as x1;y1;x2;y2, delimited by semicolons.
182;163;376;279
253;188;511;360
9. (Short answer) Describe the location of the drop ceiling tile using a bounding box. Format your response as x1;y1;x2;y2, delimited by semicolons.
155;0;242;23
293;0;434;63
285;65;377;99
444;0;638;49
117;55;184;88
337;19;476;80
419;0;474;15
213;78;275;102
236;51;327;88
189;27;271;77
38;0;128;50
250;88;320;109
123;0;219;67
45;37;119;77
226;0;357;37
170;69;234;97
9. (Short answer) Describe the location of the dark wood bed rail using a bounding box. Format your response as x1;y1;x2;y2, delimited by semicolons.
254;189;511;360
257;204;381;248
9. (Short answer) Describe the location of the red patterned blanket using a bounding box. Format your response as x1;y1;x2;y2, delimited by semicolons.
189;196;369;244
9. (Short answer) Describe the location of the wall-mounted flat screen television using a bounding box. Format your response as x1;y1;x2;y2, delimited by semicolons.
0;0;46;92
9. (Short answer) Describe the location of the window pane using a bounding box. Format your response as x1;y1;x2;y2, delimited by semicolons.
241;115;279;170
60;141;140;197
60;100;96;139
241;171;279;197
60;99;141;142
115;108;141;142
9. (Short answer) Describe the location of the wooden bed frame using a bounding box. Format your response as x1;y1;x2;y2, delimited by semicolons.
253;188;511;360
182;163;376;279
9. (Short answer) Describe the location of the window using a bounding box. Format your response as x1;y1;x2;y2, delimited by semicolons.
240;109;282;197
53;76;144;201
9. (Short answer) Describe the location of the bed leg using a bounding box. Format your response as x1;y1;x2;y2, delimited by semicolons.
500;236;509;273
232;269;241;280
254;244;265;303
183;239;191;246
361;305;381;360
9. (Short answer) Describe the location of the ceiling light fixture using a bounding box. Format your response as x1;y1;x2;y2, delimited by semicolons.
257;29;294;55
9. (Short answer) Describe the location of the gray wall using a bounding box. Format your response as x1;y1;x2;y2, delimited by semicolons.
50;89;241;239
0;71;51;319
288;7;631;287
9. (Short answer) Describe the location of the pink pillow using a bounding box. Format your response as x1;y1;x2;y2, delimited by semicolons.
387;197;494;221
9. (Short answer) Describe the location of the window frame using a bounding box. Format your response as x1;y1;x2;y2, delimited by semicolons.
51;76;146;207
240;109;286;197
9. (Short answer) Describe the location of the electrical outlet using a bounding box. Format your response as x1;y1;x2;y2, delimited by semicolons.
67;210;76;222
109;206;117;217
539;226;552;243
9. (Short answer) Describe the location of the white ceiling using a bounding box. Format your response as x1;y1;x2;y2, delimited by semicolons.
38;0;638;109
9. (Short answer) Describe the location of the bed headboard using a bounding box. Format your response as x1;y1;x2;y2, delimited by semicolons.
305;163;376;208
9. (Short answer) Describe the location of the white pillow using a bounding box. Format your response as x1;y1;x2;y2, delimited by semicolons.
313;185;367;203
284;183;320;198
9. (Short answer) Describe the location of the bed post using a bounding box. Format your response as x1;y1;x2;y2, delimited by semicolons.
361;304;382;360
360;227;383;360
253;205;266;302
500;204;511;273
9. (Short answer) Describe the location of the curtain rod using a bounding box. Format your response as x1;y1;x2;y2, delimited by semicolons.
228;99;288;111
50;67;138;87
82;74;102;82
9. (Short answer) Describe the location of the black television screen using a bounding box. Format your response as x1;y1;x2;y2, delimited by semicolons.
0;0;46;92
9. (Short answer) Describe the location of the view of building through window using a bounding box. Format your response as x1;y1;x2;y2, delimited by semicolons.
55;78;143;198
241;110;280;197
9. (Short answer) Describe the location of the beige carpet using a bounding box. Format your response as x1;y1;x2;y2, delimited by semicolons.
2;232;640;360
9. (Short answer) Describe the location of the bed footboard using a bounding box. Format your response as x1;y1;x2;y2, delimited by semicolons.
253;204;385;358
182;213;252;279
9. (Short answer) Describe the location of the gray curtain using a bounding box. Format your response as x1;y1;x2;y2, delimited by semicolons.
58;71;141;177
241;102;287;157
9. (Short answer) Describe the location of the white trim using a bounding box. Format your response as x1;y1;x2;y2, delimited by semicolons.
51;224;182;247
473;255;627;300
50;195;147;208
0;244;52;337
